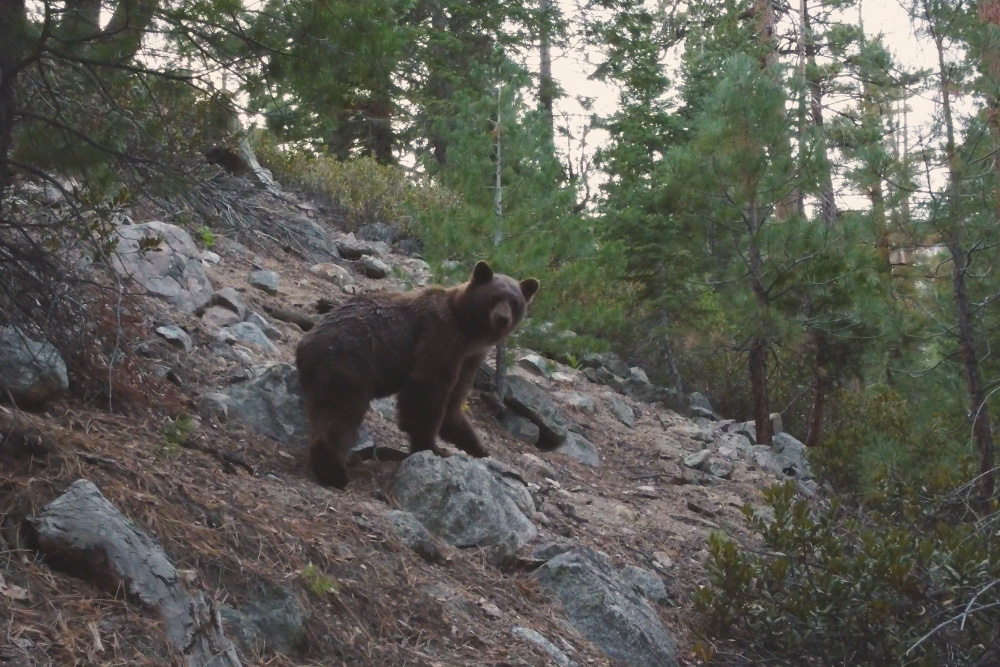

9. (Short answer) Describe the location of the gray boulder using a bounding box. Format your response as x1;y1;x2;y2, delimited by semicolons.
512;626;577;667
220;582;308;658
772;432;814;480
606;393;636;427
248;269;279;295
555;431;601;467
534;547;679;667
246;312;283;341
224;363;307;443
621;564;670;605
385;510;451;565
501;413;541;445
0;326;69;407
220;322;278;353
154;325;192;353
201;306;241;329
393;451;536;550
111;221;214;312
504;375;569;447
357;256;391;279
205;287;248;320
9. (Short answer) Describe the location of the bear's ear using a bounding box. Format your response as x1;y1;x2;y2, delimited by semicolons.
472;261;494;285
520;278;539;304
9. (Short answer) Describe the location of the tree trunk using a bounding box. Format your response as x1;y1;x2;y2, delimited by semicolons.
805;330;828;448
747;203;772;446
749;338;772;446
980;1;1000;221
662;322;684;399
539;0;554;135
930;4;996;502
428;5;450;167
493;341;506;402
801;0;836;227
952;244;996;501
0;0;25;211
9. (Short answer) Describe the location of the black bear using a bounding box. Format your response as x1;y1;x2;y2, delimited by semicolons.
295;261;539;488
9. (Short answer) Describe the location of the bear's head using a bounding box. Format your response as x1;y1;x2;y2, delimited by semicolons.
457;261;539;344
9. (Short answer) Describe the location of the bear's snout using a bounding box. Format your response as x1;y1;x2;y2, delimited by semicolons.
491;302;514;332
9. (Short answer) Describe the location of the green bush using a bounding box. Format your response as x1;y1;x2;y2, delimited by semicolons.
815;386;974;497
255;133;458;232
695;481;1000;666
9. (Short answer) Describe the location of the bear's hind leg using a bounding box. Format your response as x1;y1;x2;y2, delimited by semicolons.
307;394;367;489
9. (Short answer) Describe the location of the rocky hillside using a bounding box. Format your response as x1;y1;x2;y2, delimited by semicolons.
0;177;818;666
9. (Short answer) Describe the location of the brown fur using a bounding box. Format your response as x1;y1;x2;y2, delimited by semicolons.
295;262;539;488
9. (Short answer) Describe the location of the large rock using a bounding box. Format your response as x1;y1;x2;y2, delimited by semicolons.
220;581;308;658
393;451;536;550
504;375;569;447
606;393;635;427
385;510;450;565
555;431;601;467
111;221;214;312
0;326;69;407
772;432;814;480
501;413;541;445
220;322;278;353
248;269;279;295
224;363;306;443
534;547;679;667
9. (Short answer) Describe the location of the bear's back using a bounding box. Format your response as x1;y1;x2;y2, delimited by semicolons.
296;290;455;397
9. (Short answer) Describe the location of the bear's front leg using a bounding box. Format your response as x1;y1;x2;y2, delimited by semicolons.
438;353;489;457
397;350;459;456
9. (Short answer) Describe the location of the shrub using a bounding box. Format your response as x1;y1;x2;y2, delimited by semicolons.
695;481;1000;666
254;133;458;232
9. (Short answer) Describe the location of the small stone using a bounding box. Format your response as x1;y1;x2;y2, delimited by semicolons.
517;353;551;377
652;551;674;571
704;458;734;479
309;263;355;287
480;602;502;619
200;251;222;264
556;431;601;467
556;391;595;414
201;306;241;329
357;256;391;279
220;322;278;353
517;453;558;479
246;312;283;341
197;392;230;424
606;393;635;427
335;236;377;260
683;449;712;469
154;325;192;353
248;269;279;295
208;287;248;319
717;445;739;460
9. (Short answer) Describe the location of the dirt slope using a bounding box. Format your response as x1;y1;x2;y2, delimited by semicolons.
0;181;780;666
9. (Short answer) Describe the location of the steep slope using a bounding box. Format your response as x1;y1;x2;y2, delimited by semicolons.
0;179;815;666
